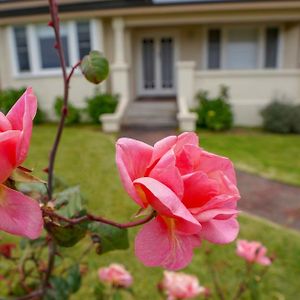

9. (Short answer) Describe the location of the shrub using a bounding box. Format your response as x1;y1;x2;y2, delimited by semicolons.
195;85;233;131
291;105;300;134
261;100;294;134
0;87;47;124
54;97;81;125
85;93;118;124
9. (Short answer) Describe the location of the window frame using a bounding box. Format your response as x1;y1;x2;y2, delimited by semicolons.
9;19;100;78
203;24;283;71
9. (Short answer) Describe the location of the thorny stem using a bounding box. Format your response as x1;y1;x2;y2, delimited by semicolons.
47;0;80;201
44;209;156;229
42;0;80;298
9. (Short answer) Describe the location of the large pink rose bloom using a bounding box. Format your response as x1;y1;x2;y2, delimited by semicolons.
236;240;272;266
0;87;43;239
116;132;240;270
162;271;205;300
98;263;133;288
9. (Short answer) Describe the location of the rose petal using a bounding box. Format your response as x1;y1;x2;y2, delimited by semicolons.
194;208;238;222
199;150;237;185
116;138;153;207
0;184;43;239
134;177;201;234
0;130;20;183
175;144;202;175
182;171;219;208
135;217;201;270
0;113;12;132
149;150;184;199
175;132;199;153
201;217;239;244
150;135;177;166
6;87;37;165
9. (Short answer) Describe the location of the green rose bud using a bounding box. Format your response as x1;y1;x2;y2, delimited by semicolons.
80;51;109;84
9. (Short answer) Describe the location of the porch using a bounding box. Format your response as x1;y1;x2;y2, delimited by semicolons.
101;15;300;132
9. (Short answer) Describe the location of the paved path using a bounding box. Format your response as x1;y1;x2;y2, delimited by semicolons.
119;128;300;231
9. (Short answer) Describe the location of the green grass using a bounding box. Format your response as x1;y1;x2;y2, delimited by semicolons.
198;128;300;186
1;125;300;299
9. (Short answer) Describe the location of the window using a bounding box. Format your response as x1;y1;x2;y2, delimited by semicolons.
37;24;70;69
13;26;30;72
265;27;279;68
12;20;93;75
207;29;221;69
225;28;259;70
206;26;280;70
76;21;91;59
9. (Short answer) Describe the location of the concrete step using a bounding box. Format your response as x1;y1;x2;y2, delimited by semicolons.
122;100;178;128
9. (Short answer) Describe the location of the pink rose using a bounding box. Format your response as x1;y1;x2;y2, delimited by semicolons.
236;240;272;266
0;87;43;239
98;263;133;288
116;132;240;270
162;271;205;300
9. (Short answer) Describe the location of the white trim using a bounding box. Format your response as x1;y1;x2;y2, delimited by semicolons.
195;69;300;78
9;19;99;78
203;23;283;71
69;21;78;66
91;19;104;52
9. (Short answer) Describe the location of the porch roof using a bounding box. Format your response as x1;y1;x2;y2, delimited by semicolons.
0;0;299;19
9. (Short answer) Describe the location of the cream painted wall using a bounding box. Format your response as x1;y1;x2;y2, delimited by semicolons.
283;23;300;68
194;70;300;126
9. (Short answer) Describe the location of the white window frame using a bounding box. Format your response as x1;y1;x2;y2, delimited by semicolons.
9;19;103;78
203;24;284;71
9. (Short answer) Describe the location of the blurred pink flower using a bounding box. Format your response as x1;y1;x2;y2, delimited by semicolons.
236;240;272;266
98;263;133;288
0;88;42;239
162;271;205;300
116;132;240;270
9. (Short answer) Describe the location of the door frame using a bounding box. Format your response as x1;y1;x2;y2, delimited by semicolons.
135;30;179;97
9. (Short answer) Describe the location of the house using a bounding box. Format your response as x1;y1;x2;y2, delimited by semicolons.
1;0;300;131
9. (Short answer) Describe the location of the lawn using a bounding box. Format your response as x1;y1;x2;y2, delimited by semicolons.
1;125;300;299
198;128;300;186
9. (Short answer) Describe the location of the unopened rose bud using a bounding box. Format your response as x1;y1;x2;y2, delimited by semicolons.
80;51;109;84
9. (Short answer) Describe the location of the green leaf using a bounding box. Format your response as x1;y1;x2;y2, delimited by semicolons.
88;222;129;254
18;182;47;198
54;186;84;218
45;277;70;300
66;264;82;294
45;222;87;247
81;51;109;84
10;168;46;183
45;266;82;299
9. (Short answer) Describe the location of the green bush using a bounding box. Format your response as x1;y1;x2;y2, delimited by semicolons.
54;97;81;125
195;85;233;131
291;105;300;134
261;100;294;134
85;93;118;124
0;87;47;124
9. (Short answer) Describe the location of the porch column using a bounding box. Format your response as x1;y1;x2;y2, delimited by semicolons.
111;17;129;101
101;17;130;133
176;61;197;131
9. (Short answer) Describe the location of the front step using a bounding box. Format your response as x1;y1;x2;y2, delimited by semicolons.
122;100;177;129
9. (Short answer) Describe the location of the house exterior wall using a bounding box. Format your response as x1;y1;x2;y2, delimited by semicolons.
1;1;300;127
0;18;107;119
194;70;300;125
